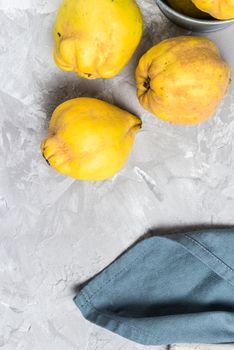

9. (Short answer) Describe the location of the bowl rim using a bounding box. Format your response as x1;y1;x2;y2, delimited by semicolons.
155;0;234;24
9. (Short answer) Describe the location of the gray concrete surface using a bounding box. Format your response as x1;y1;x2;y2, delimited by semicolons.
0;0;234;349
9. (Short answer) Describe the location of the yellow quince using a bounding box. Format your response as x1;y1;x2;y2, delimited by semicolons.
167;0;209;18
136;36;230;124
192;0;234;19
54;0;143;79
41;98;141;180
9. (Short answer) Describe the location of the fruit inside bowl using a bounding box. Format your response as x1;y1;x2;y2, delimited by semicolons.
167;0;210;19
155;0;234;32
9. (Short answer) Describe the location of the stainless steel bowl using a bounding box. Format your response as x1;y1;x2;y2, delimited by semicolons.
155;0;234;32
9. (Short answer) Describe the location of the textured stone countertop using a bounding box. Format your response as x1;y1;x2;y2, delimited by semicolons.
0;1;234;349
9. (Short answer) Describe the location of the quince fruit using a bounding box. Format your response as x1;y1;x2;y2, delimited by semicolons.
54;0;143;79
136;36;230;124
192;0;234;19
41;98;141;180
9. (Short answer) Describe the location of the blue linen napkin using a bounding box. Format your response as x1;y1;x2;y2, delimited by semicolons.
74;229;234;346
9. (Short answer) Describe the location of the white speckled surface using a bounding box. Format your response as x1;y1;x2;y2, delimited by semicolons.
0;0;234;349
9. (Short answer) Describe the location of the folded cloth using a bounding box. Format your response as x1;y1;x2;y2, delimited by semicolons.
74;229;234;346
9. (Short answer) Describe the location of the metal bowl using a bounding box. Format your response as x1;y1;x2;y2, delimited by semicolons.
155;0;234;32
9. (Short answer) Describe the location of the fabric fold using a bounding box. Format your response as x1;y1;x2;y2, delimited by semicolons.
74;229;234;346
